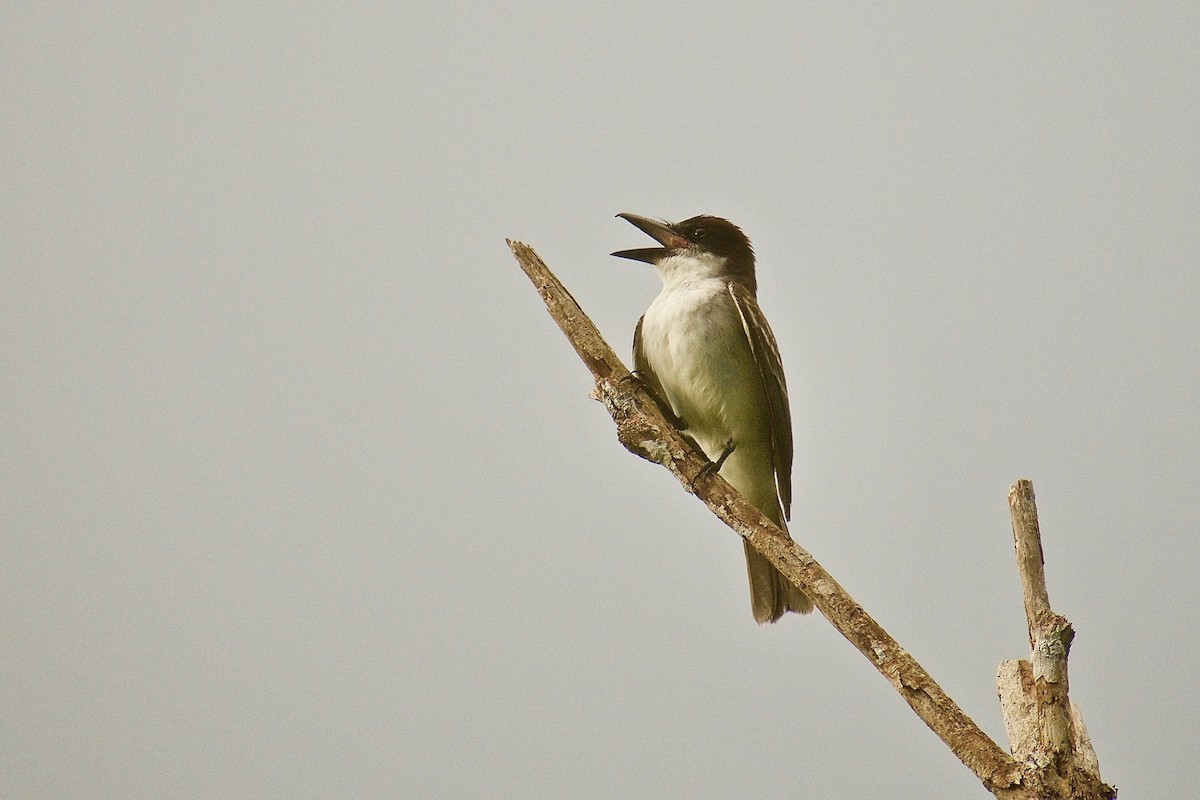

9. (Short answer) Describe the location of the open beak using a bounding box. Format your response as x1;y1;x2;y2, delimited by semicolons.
611;213;686;264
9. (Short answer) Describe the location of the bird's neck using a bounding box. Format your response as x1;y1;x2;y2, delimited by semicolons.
654;251;730;289
655;251;757;295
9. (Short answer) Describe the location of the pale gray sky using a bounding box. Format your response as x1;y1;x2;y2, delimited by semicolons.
4;4;1198;798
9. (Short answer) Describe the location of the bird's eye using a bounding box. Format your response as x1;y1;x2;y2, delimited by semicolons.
692;227;706;238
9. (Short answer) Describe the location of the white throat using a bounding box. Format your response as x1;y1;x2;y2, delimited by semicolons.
654;251;728;289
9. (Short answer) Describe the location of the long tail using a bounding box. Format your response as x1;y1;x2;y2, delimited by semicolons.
744;515;813;624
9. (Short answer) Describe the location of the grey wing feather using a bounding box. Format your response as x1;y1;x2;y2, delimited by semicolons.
727;282;793;518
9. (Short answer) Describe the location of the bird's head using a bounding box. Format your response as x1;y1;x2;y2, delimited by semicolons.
612;213;756;291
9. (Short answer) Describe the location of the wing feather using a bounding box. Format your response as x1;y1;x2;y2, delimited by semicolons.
727;282;793;518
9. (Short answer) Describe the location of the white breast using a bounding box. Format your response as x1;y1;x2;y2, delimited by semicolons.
639;265;765;463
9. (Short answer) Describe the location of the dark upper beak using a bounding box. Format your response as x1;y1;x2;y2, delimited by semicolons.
611;213;686;264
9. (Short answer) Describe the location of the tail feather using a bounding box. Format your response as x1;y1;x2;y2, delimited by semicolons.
744;541;812;623
743;531;812;624
714;447;810;622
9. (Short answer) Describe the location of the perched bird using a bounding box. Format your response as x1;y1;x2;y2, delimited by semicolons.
613;213;811;623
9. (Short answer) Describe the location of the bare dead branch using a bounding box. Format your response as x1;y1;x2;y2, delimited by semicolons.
1010;481;1067;652
508;239;1025;795
1009;481;1075;756
1000;481;1116;799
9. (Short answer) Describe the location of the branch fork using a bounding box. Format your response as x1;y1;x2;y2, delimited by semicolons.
997;481;1114;797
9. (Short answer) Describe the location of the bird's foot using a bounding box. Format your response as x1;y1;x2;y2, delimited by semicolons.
690;438;736;492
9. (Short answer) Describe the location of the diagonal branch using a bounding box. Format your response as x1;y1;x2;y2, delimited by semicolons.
508;239;1024;796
